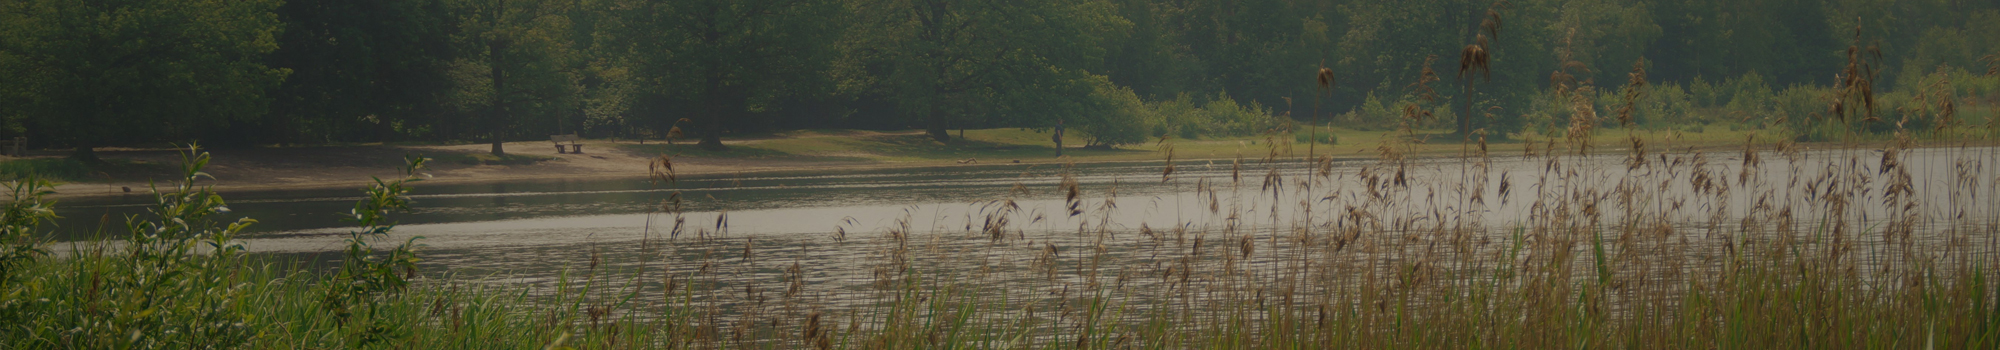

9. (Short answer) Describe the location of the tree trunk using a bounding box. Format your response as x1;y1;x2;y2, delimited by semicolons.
490;36;509;156
697;75;729;151
926;104;951;142
697;113;727;151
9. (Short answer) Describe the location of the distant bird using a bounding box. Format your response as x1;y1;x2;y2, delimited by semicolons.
1011;159;1021;163
121;186;131;193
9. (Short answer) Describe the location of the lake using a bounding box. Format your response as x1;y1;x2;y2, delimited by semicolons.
48;145;2000;327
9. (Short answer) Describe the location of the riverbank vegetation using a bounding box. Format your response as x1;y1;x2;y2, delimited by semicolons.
3;0;2000;348
5;129;2000;348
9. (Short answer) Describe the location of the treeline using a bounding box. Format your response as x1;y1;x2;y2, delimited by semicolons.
2;0;1998;156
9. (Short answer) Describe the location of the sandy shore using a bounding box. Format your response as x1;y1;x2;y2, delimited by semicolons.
42;139;895;198
34;127;1892;198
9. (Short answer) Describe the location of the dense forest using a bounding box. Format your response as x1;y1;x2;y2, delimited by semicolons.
1;0;1997;156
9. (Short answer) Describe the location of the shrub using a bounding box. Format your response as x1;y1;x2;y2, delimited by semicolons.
1202;94;1279;136
0;176;54;284
1072;75;1152;147
1144;93;1280;139
1293;129;1338;144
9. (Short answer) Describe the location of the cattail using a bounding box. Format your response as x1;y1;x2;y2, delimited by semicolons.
1317;67;1336;89
1616;59;1647;128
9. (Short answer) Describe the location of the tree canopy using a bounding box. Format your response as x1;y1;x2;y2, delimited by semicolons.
3;0;1998;153
0;0;286;159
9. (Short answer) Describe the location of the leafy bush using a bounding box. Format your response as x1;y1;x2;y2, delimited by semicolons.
1333;92;1401;131
0;145;264;348
321;155;430;344
1202;94;1279;136
1144;93;1280;139
0;146;435;348
1150;95;1205;139
0;176;54;284
1072;75;1152;147
1293;129;1338;144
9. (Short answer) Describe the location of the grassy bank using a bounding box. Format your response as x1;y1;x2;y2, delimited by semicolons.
6;135;2000;348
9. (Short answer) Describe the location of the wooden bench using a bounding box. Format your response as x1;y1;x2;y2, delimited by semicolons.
550;134;583;154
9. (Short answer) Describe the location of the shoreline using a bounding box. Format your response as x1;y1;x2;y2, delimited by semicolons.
30;129;1983;199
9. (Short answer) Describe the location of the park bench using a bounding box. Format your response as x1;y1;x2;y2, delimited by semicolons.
550;134;584;154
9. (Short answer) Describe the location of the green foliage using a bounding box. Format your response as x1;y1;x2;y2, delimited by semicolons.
849;0;1126;142
1144;93;1281;139
259;0;459;145
0;0;287;152
605;0;845;149
0;158;91;182
321;155;428;344
446;0;582;154
0;175;53;285
1293;129;1337;144
1595;82;1695;127
1203;94;1282;136
0;145;265;348
1148;95;1206;139
1071;76;1152;146
6;0;2000;152
1339;92;1401;131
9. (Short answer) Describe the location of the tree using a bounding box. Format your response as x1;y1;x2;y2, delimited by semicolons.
0;0;287;161
852;0;1124;142
451;0;576;155
262;0;458;145
606;0;843;151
